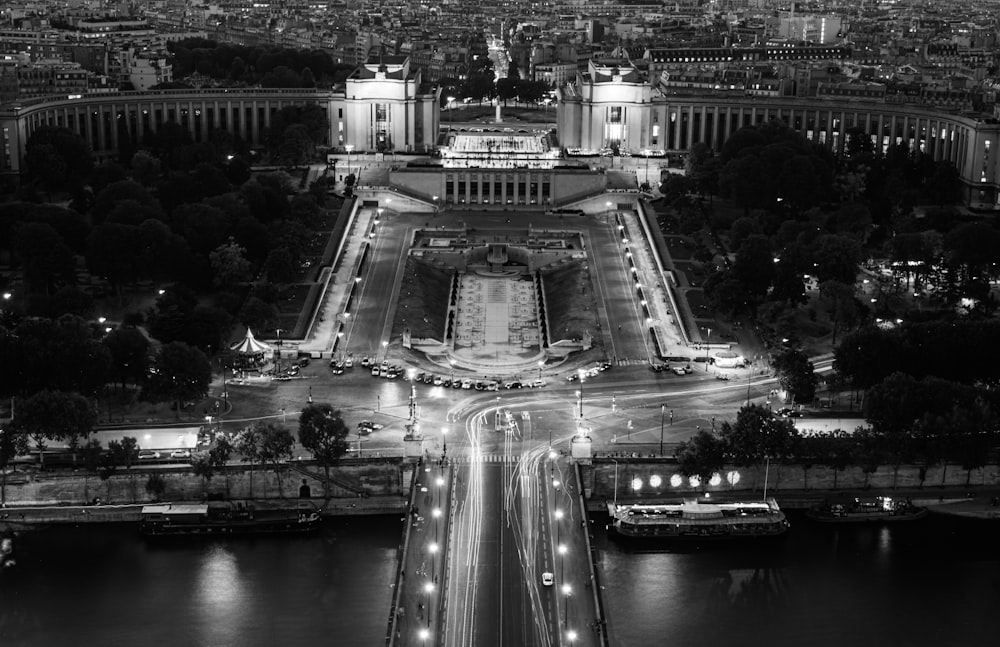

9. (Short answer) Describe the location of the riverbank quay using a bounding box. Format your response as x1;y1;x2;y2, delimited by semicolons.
0;495;408;532
586;486;1000;521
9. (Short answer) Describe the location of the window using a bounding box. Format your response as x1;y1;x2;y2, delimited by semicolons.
609;106;622;123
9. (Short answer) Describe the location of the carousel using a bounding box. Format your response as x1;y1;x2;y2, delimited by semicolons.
229;328;273;381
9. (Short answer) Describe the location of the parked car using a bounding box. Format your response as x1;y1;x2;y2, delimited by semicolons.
716;373;730;381
297;357;310;368
527;379;546;388
331;364;345;375
371;367;380;377
138;450;160;460
358;420;385;432
672;367;687;376
344;357;354;368
169;449;192;460
598;362;612;371
360;356;371;368
567;373;580;382
461;379;473;390
433;376;444;386
683;365;694;374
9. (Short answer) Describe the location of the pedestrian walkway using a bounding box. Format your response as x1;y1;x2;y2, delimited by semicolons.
391;461;452;647
449;454;522;464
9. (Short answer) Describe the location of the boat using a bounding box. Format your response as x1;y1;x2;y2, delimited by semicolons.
805;496;927;523
1;533;13;569
140;500;323;537
607;497;789;540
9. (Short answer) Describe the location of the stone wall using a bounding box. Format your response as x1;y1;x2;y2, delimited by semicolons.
1;460;408;506
581;460;1000;504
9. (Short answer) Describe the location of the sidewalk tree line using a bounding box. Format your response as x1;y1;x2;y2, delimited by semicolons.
675;404;999;490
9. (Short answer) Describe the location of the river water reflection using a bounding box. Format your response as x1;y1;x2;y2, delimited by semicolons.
0;516;400;647
2;511;998;647
594;511;1000;647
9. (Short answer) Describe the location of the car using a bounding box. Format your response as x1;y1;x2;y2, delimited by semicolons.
716;373;730;381
566;373;579;382
461;379;473;389
672;366;687;376
170;449;192;460
527;379;546;388
414;371;426;382
371;367;380;377
433;376;444;386
423;374;435;384
358;420;385;432
285;366;300;376
138;450;160;460
442;378;453;388
379;367;389;377
331;364;345;375
504;381;522;389
344;357;354;368
297;357;310;368
650;363;665;373
542;572;554;587
598;362;612;371
360;356;371;368
585;367;600;378
683;365;694;374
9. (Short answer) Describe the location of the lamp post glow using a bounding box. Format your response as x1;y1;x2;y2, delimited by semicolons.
538;360;544;381
659;404;665;456
441;427;448;460
705;327;712;371
446;95;455;128
558;543;567;580
561;582;571;626
432;507;441;541
554;508;563;547
424;581;435;627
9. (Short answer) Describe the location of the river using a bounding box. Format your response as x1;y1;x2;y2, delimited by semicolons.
594;511;1000;647
0;516;400;647
1;512;998;646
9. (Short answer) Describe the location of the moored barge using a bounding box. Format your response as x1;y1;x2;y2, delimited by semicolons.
607;497;789;540
140;500;322;537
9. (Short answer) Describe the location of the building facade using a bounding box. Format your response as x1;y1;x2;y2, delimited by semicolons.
0;57;440;174
558;60;1000;205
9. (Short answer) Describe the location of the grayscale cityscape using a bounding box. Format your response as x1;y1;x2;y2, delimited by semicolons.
1;0;999;645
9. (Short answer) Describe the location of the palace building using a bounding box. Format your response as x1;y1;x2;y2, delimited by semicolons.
3;55;1000;204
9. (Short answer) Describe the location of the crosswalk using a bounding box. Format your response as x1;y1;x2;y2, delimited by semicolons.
450;454;521;464
616;358;650;366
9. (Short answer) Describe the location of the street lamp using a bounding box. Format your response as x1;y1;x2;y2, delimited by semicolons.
495;395;501;429
428;541;439;578
274;328;284;374
566;629;577;644
418;627;429;643
441;427;448;460
561;582;571;626
659;404;666;456
432;507;441;541
557;543;567;580
705;327;712;371
577;369;586;421
537;360;544;381
554;508;563;546
408;369;418;433
424;581;435;627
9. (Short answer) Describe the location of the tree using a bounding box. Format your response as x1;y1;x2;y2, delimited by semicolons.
209;237;252;287
812;234;862;285
819;280;859;346
191;455;215;495
673;429;726;489
144;342;212;416
209;435;233;496
11;390;97;468
80;438;104;503
0;426;29;505
24;126;93;194
259;424;295;497
718;405;798;491
772;349;818;404
104;327;149;389
11;222;77;296
235;425;263;497
145;472;166;501
112;435;139;501
298;403;350;496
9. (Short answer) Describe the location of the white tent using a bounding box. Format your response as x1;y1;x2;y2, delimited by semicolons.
231;328;271;355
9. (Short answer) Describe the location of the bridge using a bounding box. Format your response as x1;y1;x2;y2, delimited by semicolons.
388;407;607;647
